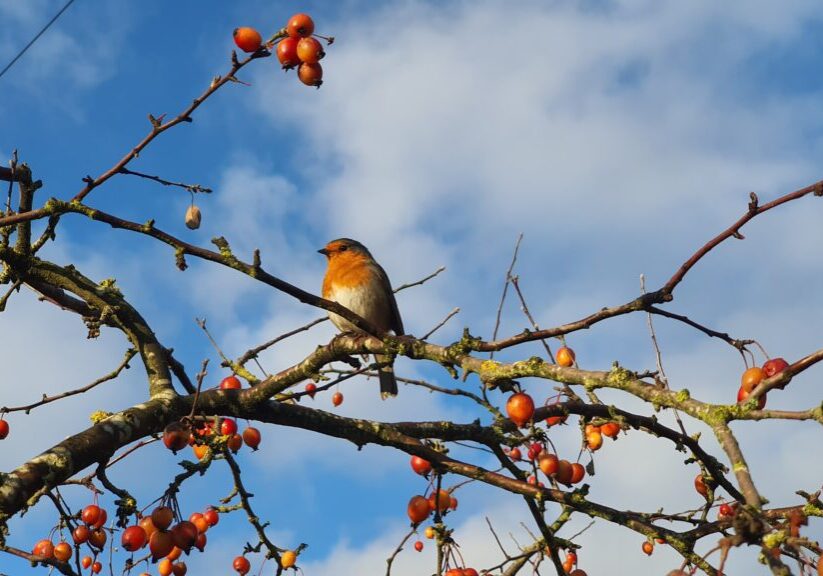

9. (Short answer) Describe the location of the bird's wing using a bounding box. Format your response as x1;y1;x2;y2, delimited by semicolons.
377;263;404;335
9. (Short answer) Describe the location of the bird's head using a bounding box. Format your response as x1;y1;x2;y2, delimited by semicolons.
318;238;371;260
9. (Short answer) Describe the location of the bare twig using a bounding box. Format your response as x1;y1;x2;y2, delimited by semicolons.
509;275;555;363
394;265;446;292
422;307;460;340
1;348;137;414
118;167;212;194
490;234;523;359
385;527;417;576
641;274;688;437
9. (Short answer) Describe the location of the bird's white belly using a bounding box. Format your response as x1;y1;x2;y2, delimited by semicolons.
327;284;388;333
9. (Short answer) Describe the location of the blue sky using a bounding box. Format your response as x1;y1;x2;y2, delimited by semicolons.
1;1;822;574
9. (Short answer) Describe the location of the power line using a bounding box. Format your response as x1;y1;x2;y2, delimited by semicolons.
0;0;78;81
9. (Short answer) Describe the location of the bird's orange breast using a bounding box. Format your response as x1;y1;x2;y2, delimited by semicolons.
322;251;375;296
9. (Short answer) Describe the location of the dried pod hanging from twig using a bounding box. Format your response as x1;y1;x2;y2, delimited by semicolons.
185;204;202;229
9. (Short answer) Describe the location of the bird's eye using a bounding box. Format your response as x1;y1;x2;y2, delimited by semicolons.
339;245;348;252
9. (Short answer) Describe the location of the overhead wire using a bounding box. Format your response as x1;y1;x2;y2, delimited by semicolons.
0;0;78;81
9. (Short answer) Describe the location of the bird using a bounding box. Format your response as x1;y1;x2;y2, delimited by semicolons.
319;238;404;398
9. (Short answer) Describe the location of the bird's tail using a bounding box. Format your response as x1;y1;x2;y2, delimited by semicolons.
376;354;398;399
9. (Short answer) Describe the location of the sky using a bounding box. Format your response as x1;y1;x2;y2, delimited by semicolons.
1;0;822;575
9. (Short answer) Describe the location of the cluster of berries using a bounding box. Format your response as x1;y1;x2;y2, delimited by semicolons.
232;13;330;88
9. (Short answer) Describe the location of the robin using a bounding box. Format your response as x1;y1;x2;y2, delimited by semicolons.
319;238;404;398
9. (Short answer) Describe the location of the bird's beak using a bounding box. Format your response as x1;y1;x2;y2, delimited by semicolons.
318;248;329;256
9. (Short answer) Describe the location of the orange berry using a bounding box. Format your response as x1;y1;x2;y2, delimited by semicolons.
694;473;710;498
233;27;262;53
506;392;535;428
586;431;603;451
569;462;585;484
298;62;323;87
286;13;315;38
53;541;72;562
642;541;654;556
740;366;765;392
33;539;54;558
280;550;297;569
192;444;209;460
332;391;343;406
538;453;559;476
296;37;324;64
600;421;620;438
555;460;573;485
556;346;575;367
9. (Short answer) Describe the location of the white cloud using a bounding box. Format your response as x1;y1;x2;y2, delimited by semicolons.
0;0;132;110
2;1;823;574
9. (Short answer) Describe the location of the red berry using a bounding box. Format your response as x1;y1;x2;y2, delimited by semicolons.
763;357;790;389
276;37;301;69
220;418;238;436
718;502;736;518
298;62;323;87
81;504;102;526
233;556;251;575
89;528;107;549
304;382;317;398
72;525;90;544
32;539;54;558
151;506;174;530
203;508;219;527
122;525;148;552
694;474;710;498
53;541;72;562
243;427;261;450
407;495;431;524
414;540;424;552
220;375;242;390
228;433;243;452
331;391;343;406
149;530;175;561
233;27;262;53
93;507;107;529
0;420;9;439
163;422;190;453
508;447;522;461
171;521;198;552
410;456;432;475
286;13;315;38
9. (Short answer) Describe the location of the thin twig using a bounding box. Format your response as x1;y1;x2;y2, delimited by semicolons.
490;234;523;359
641;274;688;436
394;265;446;292
509;275;555;363
385;526;417;576
422;307;460;340
0;348;137;414
118;167;212;194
